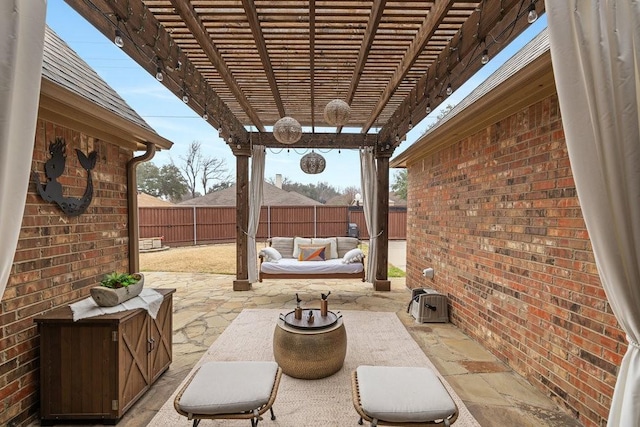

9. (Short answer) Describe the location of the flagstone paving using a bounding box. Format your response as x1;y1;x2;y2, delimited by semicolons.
38;272;582;427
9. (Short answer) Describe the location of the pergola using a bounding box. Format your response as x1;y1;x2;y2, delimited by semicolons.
65;0;545;290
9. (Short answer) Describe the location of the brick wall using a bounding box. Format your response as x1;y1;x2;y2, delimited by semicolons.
405;94;623;427
0;119;132;426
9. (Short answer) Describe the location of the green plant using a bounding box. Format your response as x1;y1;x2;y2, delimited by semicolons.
100;272;140;289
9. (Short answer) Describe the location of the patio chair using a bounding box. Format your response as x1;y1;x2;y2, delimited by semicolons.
174;361;282;427
351;365;458;426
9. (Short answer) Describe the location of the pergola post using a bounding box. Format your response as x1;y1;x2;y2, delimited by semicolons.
374;153;391;291
233;144;251;291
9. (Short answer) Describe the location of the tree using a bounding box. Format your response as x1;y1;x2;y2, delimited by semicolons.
343;186;361;205
136;162;187;201
267;176;341;203
177;141;231;197
136;162;162;196
158;164;188;201
391;169;407;200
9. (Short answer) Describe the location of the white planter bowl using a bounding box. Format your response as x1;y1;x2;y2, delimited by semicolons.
90;274;144;307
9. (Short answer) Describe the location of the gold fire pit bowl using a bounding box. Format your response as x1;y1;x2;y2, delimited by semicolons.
273;310;346;380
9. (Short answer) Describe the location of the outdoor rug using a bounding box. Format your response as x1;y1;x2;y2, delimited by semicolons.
149;309;481;426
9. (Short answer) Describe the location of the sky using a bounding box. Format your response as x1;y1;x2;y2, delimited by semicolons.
45;1;547;194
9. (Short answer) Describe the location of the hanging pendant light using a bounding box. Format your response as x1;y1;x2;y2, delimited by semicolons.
324;99;351;126
300;151;326;174
273;116;302;145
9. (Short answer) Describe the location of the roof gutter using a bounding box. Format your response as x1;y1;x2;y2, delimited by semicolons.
127;142;156;273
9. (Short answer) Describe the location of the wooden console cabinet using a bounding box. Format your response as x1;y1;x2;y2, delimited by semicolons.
34;288;175;424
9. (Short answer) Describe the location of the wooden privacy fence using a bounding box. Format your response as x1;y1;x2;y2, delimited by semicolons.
139;205;407;247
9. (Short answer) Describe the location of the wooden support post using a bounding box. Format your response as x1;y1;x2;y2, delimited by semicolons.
233;147;251;291
374;153;391;291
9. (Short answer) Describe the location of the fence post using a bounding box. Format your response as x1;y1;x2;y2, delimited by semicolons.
314;205;317;237
268;205;271;238
193;206;197;245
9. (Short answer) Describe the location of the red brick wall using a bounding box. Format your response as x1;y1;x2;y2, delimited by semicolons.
405;94;623;427
0;119;132;426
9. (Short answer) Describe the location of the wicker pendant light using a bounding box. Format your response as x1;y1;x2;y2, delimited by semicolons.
324;99;351;126
273;116;302;144
300;151;326;174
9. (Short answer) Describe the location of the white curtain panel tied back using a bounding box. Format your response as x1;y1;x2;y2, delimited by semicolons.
360;148;377;283
248;145;265;283
0;2;47;300
547;2;640;425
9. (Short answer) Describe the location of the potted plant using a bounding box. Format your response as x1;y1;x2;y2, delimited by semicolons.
90;272;144;307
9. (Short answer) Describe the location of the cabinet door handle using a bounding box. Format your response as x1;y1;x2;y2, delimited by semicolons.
148;337;155;353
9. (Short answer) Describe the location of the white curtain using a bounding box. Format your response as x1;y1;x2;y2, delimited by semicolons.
247;145;265;283
547;2;640;425
0;2;47;300
360;148;377;283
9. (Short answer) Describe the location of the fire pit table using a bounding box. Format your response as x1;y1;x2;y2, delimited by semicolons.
273;309;346;379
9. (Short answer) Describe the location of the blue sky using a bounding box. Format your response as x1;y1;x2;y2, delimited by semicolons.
45;1;546;193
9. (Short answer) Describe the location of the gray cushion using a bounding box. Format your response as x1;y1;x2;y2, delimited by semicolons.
356;365;457;423
178;361;279;416
269;237;294;259
337;236;359;257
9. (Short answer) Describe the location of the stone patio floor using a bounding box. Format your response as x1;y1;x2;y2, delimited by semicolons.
79;272;582;427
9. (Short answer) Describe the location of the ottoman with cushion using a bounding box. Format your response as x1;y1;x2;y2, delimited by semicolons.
351;365;458;426
174;361;282;427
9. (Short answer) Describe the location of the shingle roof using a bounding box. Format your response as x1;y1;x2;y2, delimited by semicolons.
137;192;174;207
179;182;321;206
42;26;155;133
423;28;550;136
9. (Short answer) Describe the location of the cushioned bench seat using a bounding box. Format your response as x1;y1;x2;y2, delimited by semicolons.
259;236;365;282
352;365;458;426
174;361;282;427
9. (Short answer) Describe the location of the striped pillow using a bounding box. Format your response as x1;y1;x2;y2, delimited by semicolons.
298;245;327;261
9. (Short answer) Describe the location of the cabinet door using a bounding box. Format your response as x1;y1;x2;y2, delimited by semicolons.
149;295;173;383
40;322;117;420
118;309;150;414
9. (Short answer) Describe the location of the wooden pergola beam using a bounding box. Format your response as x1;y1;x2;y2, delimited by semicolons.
336;0;387;134
170;0;266;132
241;0;285;118
362;0;455;133
381;0;541;144
64;0;248;141
253;132;376;148
309;0;316;131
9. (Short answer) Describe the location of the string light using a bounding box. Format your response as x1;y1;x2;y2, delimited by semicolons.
446;83;453;96
202;103;209;121
182;85;189;103
481;49;490;65
426;102;431;114
114;28;124;48
155;58;164;81
527;1;538;24
408;118;413;130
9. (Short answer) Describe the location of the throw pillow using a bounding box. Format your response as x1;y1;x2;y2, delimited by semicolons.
293;237;312;258
311;237;338;259
298;245;327;261
270;237;294;259
337;236;360;257
342;248;365;264
259;247;282;262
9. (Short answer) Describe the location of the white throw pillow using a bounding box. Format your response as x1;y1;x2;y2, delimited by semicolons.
292;237;312;258
342;248;365;264
259;247;282;262
312;237;338;259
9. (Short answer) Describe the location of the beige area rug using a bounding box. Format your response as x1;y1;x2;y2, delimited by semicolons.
150;309;480;426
